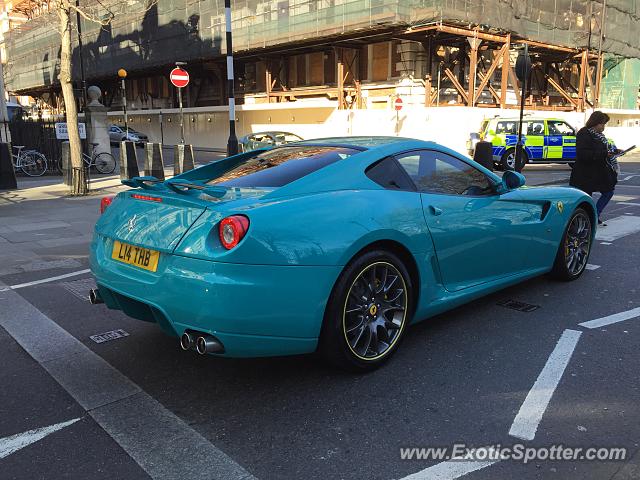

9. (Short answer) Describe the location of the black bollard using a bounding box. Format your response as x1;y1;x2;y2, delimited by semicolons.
0;142;17;190
120;141;140;180
144;143;165;180
173;144;195;176
473;141;494;172
61;141;72;186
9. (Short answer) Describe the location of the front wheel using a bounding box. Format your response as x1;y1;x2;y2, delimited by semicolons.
550;207;593;281
19;152;47;177
93;152;117;174
318;250;412;371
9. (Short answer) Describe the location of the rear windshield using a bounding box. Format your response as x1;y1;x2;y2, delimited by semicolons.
209;146;359;188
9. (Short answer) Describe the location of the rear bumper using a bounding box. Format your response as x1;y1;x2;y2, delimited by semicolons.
90;234;341;357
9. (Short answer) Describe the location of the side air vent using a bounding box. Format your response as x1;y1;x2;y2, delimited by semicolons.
540;201;552;220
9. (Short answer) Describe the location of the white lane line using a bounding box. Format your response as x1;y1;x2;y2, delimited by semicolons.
400;458;499;480
0;281;255;480
0;269;90;292
579;306;640;330
595;216;640;242
611;195;638;202
509;329;582;441
600;242;612;245
0;418;80;459
617;202;640;207
585;264;600;270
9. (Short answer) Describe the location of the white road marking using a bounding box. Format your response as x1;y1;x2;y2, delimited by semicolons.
0;281;254;480
400;458;499;480
600;242;612;245
621;174;640;181
0;269;90;292
595;216;640;242
579;306;640;330
611;195;638;202
0;418;80;459
617;202;640;207
585;264;600;270
509;329;582;441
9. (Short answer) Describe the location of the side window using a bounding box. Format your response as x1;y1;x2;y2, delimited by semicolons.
496;121;517;135
365;157;415;191
548;121;575;136
526;121;545;136
396;150;494;196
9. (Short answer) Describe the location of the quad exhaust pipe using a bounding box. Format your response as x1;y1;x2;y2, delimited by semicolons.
89;289;104;305
180;331;224;355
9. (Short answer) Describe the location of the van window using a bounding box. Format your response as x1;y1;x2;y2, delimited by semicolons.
496;121;517;135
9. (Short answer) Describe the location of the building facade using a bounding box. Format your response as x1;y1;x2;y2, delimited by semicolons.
2;0;640;113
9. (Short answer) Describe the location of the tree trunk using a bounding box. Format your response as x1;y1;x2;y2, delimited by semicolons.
58;0;86;195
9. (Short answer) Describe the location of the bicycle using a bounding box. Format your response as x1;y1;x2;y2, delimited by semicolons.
12;145;48;177
57;143;117;174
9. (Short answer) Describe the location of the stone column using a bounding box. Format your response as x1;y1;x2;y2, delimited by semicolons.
84;86;111;158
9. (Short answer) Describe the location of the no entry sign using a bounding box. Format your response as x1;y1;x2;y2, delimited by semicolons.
394;97;403;111
170;67;190;88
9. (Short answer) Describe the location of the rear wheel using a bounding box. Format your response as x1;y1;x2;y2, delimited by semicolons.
319;250;412;371
93;152;117;174
501;148;526;172
550;208;593;281
19;152;47;176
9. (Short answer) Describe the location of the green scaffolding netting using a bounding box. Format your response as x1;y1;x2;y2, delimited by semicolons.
4;0;640;94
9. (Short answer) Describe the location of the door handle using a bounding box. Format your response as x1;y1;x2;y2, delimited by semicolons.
429;205;443;216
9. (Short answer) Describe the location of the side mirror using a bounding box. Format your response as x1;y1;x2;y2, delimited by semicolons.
501;170;526;191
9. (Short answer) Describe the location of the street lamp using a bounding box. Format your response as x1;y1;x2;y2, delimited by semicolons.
224;0;238;156
118;68;128;139
514;44;531;171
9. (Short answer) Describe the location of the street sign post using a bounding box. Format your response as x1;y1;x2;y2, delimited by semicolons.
394;97;403;136
170;66;190;144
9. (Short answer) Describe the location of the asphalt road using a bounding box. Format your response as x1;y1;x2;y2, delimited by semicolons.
1;159;640;479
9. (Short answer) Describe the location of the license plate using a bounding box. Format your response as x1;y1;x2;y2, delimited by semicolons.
111;240;160;272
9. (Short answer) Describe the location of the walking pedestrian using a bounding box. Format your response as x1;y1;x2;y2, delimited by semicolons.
569;111;620;226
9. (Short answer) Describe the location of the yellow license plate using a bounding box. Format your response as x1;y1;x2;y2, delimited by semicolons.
111;240;160;272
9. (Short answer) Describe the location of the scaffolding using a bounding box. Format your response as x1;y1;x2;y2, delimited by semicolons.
3;0;639;110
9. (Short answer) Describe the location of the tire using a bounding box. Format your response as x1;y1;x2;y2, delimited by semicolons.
318;250;413;372
93;152;117;174
500;148;527;172
550;207;593;281
19;152;47;177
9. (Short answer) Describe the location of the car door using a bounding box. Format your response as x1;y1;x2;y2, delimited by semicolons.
547;120;576;160
395;150;535;292
524;120;545;161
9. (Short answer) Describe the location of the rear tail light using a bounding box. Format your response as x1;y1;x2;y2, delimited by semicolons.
100;196;114;214
219;215;249;250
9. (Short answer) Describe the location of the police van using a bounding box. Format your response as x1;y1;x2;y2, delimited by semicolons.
467;116;578;172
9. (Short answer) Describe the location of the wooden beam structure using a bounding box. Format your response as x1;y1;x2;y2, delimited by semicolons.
500;34;510;108
444;68;468;104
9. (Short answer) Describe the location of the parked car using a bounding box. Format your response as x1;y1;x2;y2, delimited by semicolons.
109;125;149;145
467;116;579;171
91;137;596;371
239;131;303;152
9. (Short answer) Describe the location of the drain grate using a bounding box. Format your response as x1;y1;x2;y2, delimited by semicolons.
497;299;540;312
90;329;130;344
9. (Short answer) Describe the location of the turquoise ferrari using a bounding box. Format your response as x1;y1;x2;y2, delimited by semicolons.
89;137;596;371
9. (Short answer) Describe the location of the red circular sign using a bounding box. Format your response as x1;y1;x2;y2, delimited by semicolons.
170;67;189;88
394;97;403;111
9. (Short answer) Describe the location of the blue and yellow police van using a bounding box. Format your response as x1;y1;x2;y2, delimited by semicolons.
468;116;579;171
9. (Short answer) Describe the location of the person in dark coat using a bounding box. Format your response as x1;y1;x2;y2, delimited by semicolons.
569;111;620;226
